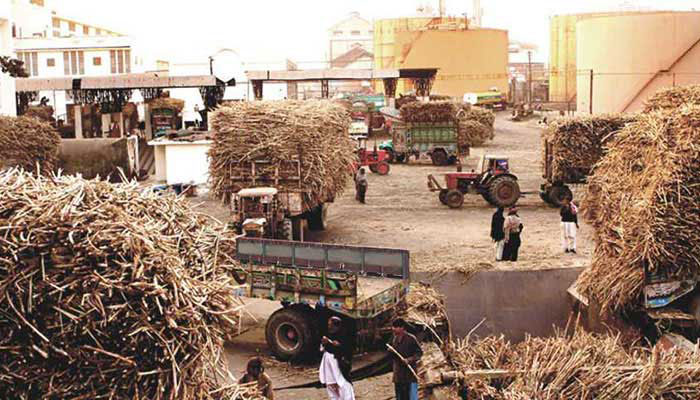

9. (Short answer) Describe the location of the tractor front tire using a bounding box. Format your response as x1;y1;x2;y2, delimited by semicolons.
488;176;520;208
265;307;317;361
375;161;390;175
547;185;573;208
446;190;465;209
431;150;448;166
439;189;448;205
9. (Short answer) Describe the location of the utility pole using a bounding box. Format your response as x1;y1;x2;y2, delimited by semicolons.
589;69;594;114
527;51;532;106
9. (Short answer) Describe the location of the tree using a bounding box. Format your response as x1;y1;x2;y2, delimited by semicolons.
0;56;29;78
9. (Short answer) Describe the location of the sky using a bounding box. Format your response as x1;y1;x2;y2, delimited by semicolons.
56;0;700;66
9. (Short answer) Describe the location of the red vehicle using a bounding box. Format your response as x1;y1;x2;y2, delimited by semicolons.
355;138;391;175
427;155;520;208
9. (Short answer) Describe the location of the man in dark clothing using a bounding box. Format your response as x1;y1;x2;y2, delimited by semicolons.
502;207;523;262
490;207;505;261
390;318;423;400
560;197;579;253
355;168;368;204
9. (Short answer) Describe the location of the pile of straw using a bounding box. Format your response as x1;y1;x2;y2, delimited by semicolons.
24;105;55;122
542;114;635;183
0;170;259;400
458;120;492;147
446;329;700;399
0;115;60;174
149;97;185;112
208;100;354;205
643;84;700;112
400;101;458;123
576;106;700;312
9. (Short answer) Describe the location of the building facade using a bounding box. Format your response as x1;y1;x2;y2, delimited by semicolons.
328;12;373;67
0;0;17;116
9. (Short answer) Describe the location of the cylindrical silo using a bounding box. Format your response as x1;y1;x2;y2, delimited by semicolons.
576;11;700;114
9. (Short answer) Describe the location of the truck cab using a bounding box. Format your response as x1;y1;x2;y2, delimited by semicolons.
232;187;294;240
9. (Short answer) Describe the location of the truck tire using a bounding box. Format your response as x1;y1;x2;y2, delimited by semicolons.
265;307;317;361
431;150;448;166
488;176;520;208
308;206;325;231
439;189;448;205
446;190;464;209
547;185;573;207
375;161;390;175
277;218;293;241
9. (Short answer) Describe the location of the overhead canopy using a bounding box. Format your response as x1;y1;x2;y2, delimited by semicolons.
246;68;400;82
15;73;225;92
399;68;439;79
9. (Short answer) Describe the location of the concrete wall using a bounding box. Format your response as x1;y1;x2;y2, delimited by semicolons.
576;11;700;114
150;141;211;185
415;267;584;342
58;138;130;181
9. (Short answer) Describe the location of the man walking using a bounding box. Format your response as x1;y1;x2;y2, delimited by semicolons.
502;207;523;262
490;207;505;261
560;198;579;254
390;318;423;400
354;168;368;204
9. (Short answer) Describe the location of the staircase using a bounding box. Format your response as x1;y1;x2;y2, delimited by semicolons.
138;138;155;177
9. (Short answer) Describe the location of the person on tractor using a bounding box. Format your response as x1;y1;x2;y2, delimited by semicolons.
355;168;368;204
238;357;274;399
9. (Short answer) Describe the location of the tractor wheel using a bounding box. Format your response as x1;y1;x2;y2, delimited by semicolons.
431;150;448;166
369;164;378;173
547;185;573;207
265;307;317;361
487;176;520;208
276;218;293;240
446;190;464;209
385;148;396;164
375;161;390;175
439;189;449;205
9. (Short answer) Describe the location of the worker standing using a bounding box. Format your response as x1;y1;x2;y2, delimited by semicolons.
238;357;274;399
355;168;368;204
502;207;523;262
390;318;423;400
490;207;505;261
319;317;355;400
560;198;579;254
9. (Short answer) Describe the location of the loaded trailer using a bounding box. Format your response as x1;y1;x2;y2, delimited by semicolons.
231;237;410;361
380;121;467;166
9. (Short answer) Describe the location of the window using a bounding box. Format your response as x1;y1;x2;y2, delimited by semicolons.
351;30;361;35
17;52;38;76
46;58;55;67
93;57;101;66
69;22;75;32
63;51;84;75
110;49;131;74
83;25;89;35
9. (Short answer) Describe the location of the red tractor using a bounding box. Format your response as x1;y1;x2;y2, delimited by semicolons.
427;155;520;208
355;138;391;175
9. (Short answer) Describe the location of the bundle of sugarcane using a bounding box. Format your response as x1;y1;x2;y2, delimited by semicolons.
429;94;452;101
403;283;448;330
396;94;418;109
459;106;495;139
643;84;700;112
0;169;261;400
149;97;185;112
399;101;458;123
541;114;635;183
208;100;355;205
575;106;700;312
446;329;700;399
0;115;60;175
24;105;55;122
458;120;492;147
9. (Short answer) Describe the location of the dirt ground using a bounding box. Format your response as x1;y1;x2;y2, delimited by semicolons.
187;112;594;399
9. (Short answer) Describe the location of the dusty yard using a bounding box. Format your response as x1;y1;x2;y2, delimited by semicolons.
187;113;593;399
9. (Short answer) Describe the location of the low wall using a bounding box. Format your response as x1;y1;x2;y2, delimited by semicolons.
58;138;132;181
414;267;584;342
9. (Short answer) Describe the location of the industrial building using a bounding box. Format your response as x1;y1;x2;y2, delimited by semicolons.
0;0;16;116
373;17;508;98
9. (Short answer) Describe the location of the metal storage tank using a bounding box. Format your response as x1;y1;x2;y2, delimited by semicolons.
373;18;508;97
576;11;700;114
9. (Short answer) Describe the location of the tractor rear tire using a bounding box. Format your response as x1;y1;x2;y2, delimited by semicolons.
547;185;573;208
446;190;464;209
265;307;317;361
375;161;390;175
431;150;448;166
439;189;448;205
276;218;293;241
488;176;520;208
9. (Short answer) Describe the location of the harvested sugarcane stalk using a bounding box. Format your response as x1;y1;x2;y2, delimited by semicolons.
0;115;61;175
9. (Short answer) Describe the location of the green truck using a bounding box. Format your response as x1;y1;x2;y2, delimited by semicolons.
380;121;466;166
232;237;410;361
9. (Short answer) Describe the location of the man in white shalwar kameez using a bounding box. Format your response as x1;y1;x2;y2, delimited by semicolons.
319;317;355;400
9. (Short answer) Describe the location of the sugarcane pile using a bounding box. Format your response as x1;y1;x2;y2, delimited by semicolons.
24;105;55;122
149;97;186;112
0;115;61;175
208;100;355;205
542;114;635;183
443;330;700;399
0;169;262;400
460;106;495;139
396;94;418;109
643;84;700;112
400;101;458;123
458;120;492;147
403;283;448;331
575;106;700;312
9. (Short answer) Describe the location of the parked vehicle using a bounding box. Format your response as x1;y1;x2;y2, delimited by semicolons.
463;89;507;110
381;121;466;166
